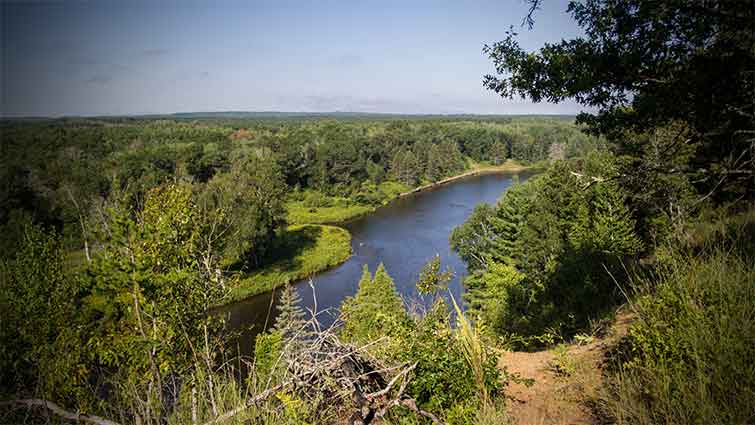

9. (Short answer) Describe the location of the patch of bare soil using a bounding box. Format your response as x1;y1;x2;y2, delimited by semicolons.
499;308;634;425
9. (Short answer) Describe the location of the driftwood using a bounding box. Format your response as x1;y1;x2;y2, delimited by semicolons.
1;399;122;425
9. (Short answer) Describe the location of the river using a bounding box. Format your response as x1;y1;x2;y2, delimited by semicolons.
219;171;534;353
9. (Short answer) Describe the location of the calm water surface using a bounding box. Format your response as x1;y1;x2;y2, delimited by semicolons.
220;171;533;352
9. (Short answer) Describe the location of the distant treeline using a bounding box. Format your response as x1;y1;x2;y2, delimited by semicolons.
0;116;598;261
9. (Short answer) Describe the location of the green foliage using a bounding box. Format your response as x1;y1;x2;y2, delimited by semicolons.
339;264;503;421
605;246;755;424
285;196;374;225
1;184;233;421
0;224;86;404
0;114;599;422
454;152;643;345
340;264;409;346
273;284;307;342
485;0;754;199
198;153;287;267
230;224;351;301
394;298;503;418
463;262;525;337
254;331;284;388
416;254;454;295
302;190;333;208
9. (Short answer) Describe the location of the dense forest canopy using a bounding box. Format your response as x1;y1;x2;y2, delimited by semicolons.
0;116;594;256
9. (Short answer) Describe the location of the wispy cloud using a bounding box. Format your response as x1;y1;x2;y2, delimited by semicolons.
302;94;425;113
141;48;169;57
85;74;113;85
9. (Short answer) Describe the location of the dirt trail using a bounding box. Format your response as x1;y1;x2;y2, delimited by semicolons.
500;309;634;425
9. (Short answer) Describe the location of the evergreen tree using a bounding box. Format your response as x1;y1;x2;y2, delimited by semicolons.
273;284;307;343
425;144;443;182
341;264;408;344
488;181;535;266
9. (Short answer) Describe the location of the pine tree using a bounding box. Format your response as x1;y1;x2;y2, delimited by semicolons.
273;284;307;342
340;264;408;343
586;183;641;255
425;144;443;182
489;181;534;266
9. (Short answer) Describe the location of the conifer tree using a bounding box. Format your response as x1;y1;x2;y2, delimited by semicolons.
489;181;534;266
340;264;408;343
490;141;508;165
273;284;307;343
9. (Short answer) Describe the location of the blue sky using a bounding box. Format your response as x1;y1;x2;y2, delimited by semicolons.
1;0;583;117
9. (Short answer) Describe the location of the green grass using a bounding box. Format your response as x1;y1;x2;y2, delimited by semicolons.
376;181;410;199
286;199;373;225
601;210;755;424
227;224;351;302
286;182;409;225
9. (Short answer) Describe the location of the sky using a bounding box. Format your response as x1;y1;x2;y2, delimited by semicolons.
1;0;584;117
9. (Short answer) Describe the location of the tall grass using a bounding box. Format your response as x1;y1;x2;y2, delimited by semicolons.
603;246;755;424
451;295;513;424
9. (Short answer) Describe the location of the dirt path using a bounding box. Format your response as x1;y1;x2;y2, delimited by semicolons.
500;309;634;425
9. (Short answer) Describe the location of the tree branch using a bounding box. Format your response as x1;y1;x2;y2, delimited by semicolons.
1;399;121;425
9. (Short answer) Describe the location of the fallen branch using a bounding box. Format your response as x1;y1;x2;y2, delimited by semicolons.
201;382;289;425
365;362;417;401
0;399;121;425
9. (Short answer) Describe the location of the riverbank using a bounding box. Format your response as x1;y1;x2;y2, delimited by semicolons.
399;160;539;198
223;160;537;304
226;224;352;303
288;160;536;225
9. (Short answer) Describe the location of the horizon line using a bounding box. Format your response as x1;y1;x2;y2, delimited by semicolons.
0;110;579;120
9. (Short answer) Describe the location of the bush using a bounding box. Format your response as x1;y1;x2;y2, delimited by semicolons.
302;191;333;208
340;265;503;421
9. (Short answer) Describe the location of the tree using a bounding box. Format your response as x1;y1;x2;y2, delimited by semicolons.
490;141;508;165
484;0;755;197
273;284;307;343
340;264;408;345
197;152;286;267
416;255;454;296
390;149;421;186
449;203;497;271
1;184;232;423
425;144;444;182
454;153;643;343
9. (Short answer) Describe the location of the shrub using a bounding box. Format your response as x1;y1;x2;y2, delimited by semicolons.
302;191;333;208
604;249;755;424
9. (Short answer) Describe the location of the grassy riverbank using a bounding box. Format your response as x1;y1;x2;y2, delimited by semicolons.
227;224;352;302
225;159;536;304
399;159;542;197
286;181;408;225
287;160;535;224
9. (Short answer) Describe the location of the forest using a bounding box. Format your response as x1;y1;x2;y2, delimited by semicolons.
2;0;754;424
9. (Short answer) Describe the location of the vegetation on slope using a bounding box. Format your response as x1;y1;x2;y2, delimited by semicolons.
599;210;755;424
